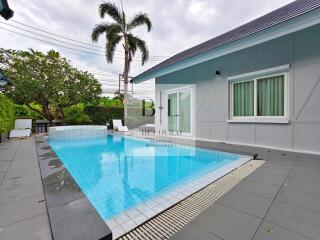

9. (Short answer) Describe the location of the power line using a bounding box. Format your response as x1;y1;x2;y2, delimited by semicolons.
9;19;170;59
1;21;165;61
0;26;164;62
0;26;113;57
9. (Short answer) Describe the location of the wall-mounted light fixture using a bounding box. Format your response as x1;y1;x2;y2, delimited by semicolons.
215;70;221;77
0;0;14;20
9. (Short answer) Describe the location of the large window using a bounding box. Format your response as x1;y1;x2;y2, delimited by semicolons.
230;72;287;122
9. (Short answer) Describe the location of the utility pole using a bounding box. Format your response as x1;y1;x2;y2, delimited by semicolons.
118;74;134;98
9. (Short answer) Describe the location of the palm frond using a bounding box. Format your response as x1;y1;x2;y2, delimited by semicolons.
91;23;109;42
106;34;122;63
127;34;137;57
127;13;152;32
99;2;122;24
106;23;123;37
128;34;149;65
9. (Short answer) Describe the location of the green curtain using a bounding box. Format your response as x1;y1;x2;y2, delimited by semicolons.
257;75;284;116
179;92;191;133
233;81;254;116
168;93;178;131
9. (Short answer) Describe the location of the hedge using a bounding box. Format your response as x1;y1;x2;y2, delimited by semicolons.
84;105;154;128
85;105;124;126
0;93;15;134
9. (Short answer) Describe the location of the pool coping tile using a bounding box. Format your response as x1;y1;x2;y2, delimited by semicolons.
35;136;112;240
104;155;251;238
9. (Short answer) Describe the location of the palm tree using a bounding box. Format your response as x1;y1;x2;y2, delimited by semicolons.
91;2;152;120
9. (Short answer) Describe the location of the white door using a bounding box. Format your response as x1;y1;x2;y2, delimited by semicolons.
167;88;192;135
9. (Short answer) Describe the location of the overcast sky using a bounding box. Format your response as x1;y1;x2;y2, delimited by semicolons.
0;0;294;98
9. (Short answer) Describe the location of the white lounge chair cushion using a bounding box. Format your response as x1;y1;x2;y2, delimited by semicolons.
112;119;128;132
14;119;32;130
9;129;31;138
112;119;122;130
118;126;128;132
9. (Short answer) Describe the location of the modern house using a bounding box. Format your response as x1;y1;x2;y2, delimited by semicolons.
132;0;320;155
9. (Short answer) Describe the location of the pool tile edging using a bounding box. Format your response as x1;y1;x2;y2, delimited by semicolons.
34;135;112;240
108;155;252;238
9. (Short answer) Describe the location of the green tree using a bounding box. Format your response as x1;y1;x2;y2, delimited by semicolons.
91;1;152;120
0;48;102;124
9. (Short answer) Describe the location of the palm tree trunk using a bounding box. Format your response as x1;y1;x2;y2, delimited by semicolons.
123;37;130;122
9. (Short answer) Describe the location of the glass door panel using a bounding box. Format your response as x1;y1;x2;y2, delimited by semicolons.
168;93;178;131
179;92;191;133
167;89;192;135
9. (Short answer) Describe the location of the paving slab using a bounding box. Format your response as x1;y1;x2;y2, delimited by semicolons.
216;189;273;218
254;165;291;177
285;176;320;196
266;154;297;162
276;187;320;214
193;203;262;240
253;220;311;240
0;195;46;227
0;180;43;204
288;167;320;184
0;214;52;240
49;197;111;240
234;179;280;199
170;223;222;240
266;201;320;240
245;171;286;186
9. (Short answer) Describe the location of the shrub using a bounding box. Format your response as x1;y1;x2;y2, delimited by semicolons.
63;104;92;125
85;105;123;126
0;93;15;134
84;105;154;128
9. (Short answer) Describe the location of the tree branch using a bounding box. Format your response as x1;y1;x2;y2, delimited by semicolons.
25;103;45;119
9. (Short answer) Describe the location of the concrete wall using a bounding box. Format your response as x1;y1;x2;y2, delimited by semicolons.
155;24;320;154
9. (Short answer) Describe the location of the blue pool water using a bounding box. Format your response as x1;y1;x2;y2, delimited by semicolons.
49;134;246;220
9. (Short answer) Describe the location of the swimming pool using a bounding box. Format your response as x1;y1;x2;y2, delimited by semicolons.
49;134;250;229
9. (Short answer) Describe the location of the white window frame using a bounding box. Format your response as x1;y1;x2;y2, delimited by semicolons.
228;66;289;124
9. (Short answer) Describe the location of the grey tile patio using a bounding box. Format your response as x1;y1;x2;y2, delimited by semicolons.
169;146;320;240
0;194;46;227
0;180;43;204
216;189;273;218
170;224;222;240
245;171;286;186
254;164;291;177
266;201;320;240
0;214;52;240
193;204;261;240
285;176;320;196
276;187;320;214
0;138;52;240
288;166;320;184
234;179;280;199
253;220;311;240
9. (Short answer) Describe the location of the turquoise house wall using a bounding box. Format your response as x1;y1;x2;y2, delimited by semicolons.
155;23;320;153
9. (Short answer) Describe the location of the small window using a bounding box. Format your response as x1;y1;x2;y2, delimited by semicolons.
230;72;287;122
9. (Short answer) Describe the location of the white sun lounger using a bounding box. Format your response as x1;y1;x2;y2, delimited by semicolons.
112;119;128;132
9;119;32;138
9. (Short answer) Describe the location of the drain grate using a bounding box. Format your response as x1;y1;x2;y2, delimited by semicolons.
117;160;263;240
